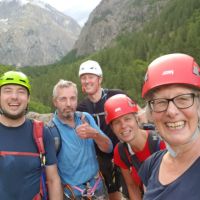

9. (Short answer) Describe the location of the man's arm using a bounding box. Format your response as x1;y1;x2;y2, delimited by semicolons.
76;114;113;153
45;164;63;200
90;128;112;153
121;168;142;200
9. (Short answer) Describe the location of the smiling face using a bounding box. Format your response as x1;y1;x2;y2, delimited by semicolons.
150;85;199;147
80;73;102;95
0;84;29;120
111;113;140;143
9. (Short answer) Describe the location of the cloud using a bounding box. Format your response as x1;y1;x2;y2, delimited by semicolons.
42;0;101;26
0;0;101;26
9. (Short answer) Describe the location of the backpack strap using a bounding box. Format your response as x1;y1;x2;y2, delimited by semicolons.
118;142;142;171
33;120;45;158
147;130;161;154
47;120;61;155
33;120;48;200
118;132;160;172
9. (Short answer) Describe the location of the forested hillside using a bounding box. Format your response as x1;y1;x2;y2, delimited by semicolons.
1;0;200;113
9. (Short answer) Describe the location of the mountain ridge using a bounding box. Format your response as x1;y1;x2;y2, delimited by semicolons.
74;0;170;57
0;0;81;67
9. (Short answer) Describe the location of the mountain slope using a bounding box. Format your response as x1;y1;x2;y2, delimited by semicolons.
0;0;81;66
11;0;200;112
74;0;170;56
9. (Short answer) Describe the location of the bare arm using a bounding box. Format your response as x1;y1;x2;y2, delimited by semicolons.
45;164;63;200
76;122;112;153
90;128;112;152
76;115;112;153
121;168;142;200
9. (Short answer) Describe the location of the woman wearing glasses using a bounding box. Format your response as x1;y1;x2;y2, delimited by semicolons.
139;53;200;200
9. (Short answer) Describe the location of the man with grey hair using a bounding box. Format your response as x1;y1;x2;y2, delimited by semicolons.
51;79;113;200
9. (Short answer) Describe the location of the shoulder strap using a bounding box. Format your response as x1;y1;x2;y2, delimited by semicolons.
33;120;48;200
47;120;61;154
76;111;90;124
147;130;161;154
33;120;45;155
118;142;131;168
101;88;109;100
118;142;142;171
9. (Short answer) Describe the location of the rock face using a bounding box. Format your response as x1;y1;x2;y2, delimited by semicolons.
74;0;169;56
0;0;81;67
26;111;53;124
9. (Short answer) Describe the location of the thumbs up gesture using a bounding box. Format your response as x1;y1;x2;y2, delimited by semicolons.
76;114;98;139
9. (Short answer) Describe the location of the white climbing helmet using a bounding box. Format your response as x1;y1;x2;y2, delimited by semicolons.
79;60;103;77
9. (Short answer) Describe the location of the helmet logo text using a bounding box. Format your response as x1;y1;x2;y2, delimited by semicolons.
115;107;121;112
162;70;174;76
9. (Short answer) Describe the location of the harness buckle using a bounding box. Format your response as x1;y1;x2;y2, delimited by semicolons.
40;153;46;166
82;182;94;197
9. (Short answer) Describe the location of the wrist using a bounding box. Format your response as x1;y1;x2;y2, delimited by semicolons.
93;130;99;139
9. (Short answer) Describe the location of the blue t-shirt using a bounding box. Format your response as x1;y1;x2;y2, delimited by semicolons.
139;150;200;200
0;119;57;200
53;111;112;195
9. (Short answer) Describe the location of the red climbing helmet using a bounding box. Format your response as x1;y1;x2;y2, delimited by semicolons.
142;53;200;98
104;94;138;124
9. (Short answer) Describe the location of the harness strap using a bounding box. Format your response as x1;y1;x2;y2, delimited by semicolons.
0;151;39;157
88;175;101;195
64;172;102;199
64;184;76;200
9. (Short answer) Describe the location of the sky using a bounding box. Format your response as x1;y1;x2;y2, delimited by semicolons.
42;0;102;26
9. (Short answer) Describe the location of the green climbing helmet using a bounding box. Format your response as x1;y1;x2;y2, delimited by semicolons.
0;71;31;93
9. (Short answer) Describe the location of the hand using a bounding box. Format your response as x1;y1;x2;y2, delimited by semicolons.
75;114;98;139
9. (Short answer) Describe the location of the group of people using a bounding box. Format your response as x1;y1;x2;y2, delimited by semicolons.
1;52;200;200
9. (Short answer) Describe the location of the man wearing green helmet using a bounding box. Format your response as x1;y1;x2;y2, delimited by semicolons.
0;71;31;119
0;71;63;200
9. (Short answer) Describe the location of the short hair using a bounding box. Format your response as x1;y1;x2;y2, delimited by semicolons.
52;79;77;99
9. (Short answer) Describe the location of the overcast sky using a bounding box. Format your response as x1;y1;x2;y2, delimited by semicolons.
42;0;102;26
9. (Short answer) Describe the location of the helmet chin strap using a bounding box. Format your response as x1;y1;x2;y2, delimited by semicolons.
166;124;200;158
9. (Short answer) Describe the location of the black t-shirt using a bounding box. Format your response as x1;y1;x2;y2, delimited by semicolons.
77;88;125;159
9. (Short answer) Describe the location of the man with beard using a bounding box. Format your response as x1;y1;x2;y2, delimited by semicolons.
0;71;63;200
51;79;113;200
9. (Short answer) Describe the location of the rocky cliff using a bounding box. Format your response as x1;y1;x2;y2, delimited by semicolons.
74;0;169;56
0;0;81;66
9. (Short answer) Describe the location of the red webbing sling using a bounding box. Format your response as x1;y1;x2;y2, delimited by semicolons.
33;120;47;200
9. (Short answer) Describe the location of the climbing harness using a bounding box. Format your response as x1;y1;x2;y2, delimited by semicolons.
64;172;103;200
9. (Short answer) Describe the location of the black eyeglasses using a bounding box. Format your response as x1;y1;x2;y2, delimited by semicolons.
148;93;198;113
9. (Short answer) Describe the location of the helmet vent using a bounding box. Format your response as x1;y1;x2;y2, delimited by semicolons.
193;66;200;76
19;79;26;83
6;78;14;80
